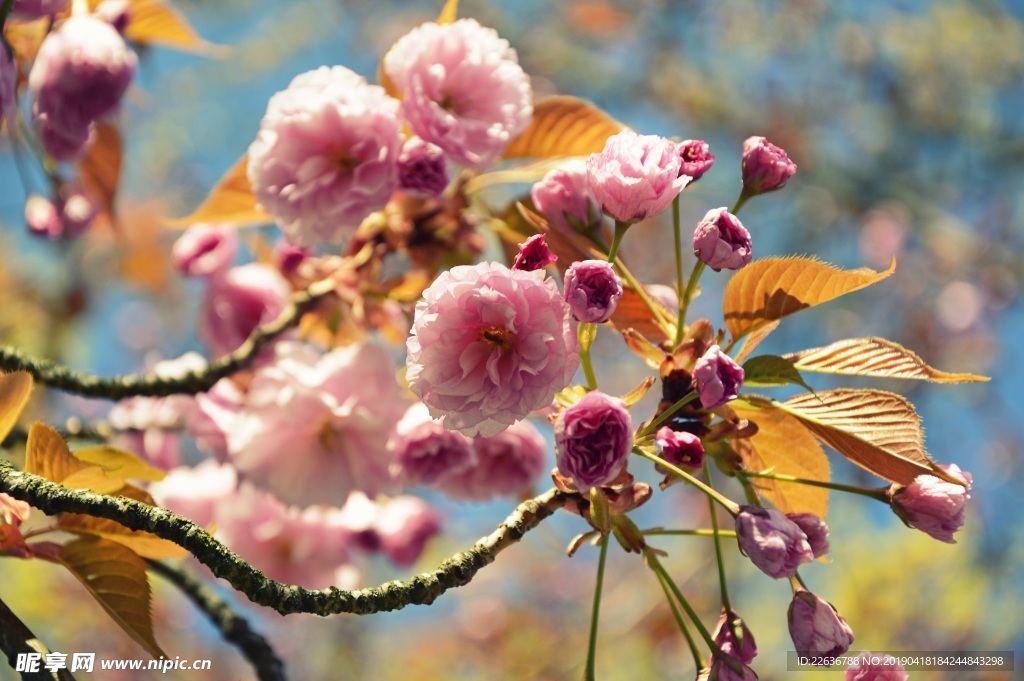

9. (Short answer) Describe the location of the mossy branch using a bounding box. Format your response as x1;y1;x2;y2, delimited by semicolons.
0;460;568;616
0;279;336;400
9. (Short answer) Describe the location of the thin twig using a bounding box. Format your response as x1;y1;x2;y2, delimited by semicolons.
0;596;77;681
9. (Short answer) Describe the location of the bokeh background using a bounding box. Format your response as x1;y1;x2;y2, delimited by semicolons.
1;0;1022;679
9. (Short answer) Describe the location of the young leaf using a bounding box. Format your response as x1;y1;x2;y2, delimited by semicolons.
777;389;955;486
784;337;989;383
620;377;655;406
165;155;270;228
49;537;166;659
741;355;814;391
621;328;666;369
113;0;221;55
731;402;830;517
79;122;121;229
502;96;625;159
25;423;90;484
723;257;896;343
59;485;185;560
0;371;33;443
71;446;167;483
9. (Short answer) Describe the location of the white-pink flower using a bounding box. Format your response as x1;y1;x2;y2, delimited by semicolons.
375;495;442;568
200;263;290;358
439;419;549;501
406;262;579;437
530;159;602;233
389;402;476;487
227;341;406;507
383;18;532;170
247;66;403;246
587;130;689;223
148;460;239;530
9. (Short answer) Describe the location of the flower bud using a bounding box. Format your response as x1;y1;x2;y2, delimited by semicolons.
735;506;813;578
530;159;602;233
397;136;449;198
845;651;909;681
708;657;758;681
554;391;632;493
693;208;752;271
788;589;855;660
787;512;830;559
512;233;557;272
563;259;623;323
273;240;312;276
741;136;797;195
712;609;758;664
389;402;476;487
678;139;715;181
889;463;971;543
173;224;239;278
692;344;744;410
655;426;705;468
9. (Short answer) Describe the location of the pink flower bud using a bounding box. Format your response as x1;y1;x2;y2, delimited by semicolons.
554;391;632;493
512;233;557;272
741;136;797;195
708;657;758;681
389;402;476;487
693;208;752;271
1;45;17;131
845;651;909;681
712;609;758;664
788;590;855;660
273;240;311;276
531;159;602;233
375;496;442;568
735;506;814;578
787;512;830;559
9;0;68;21
693;344;744;410
563;259;623;323
655;426;705;468
587;130;690;223
678;139;715;181
397;136;449;198
29;16;136;161
172;224;239;278
890;463;971;543
200;263;290;357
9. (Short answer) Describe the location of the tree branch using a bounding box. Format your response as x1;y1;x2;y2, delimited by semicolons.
0;596;76;681
146;560;286;681
0;460;569;616
0;278;336;400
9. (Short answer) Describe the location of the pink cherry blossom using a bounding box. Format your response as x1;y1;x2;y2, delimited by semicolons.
389;402;476;487
693;344;744;410
741;136;797;195
406;262;579;437
187;378;245;462
148;460;239;530
511;234;557;272
200;263;290;358
655;426;705;468
439;419;549;501
693;208;752;271
383;18;532;169
172;224;239;278
374;495;442;568
735;506;814;578
397;136;449;198
227;341;406;507
530;159;602;233
554;391;632;493
678;139;715;181
247;66;403;246
586;130;689;223
890;463;972;543
563;259;622;323
787;512;830;559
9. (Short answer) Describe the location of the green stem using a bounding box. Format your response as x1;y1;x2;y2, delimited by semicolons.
642;529;737;538
606;221;628;263
638;392;698;438
635;447;740;515
704;460;732;612
679;260;706;325
654;567;704;670
731;190;751;215
584;534;610;681
578;323;597;390
742;470;890;502
672;196;686;347
646;551;718;652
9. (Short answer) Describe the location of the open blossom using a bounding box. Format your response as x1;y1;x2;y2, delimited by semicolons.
384;18;532;169
375;496;442;568
890;463;972;543
587;130;690;223
655;426;705;468
29;16;136;161
693;208;752;271
512;234;557;272
563;259;622;323
227;341;406;507
735;506;814;578
788;590;855;660
845;652;909;681
678;139;715;181
389;402;475;487
531;159;602;233
173;224;238;278
406;262;578;437
397;136;449;197
439;419;548;501
200;263;290;358
247;66;402;246
148;460;239;530
693;344;744;410
187;377;244;461
787;512;830;558
741;136;797;195
554;391;632;493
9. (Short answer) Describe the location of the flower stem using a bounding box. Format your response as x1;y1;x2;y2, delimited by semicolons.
642;528;737;538
741;470;890;502
635;447;740;515
584;534;610;681
646;550;718;653
704;460;732;612
679;260;706;325
731;190;751;215
654;566;705;670
638;392;698;438
672;196;686;347
578;323;598;390
606;221;628;263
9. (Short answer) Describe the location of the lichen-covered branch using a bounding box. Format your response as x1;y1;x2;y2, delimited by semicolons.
0;596;77;681
0;460;568;616
0;279;336;400
146;560;286;681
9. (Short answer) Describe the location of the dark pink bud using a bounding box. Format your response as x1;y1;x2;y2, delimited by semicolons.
397;136;449;198
554;391;632;493
741;136;797;195
735;505;813;578
708;657;758;681
678;139;715;180
692;344;744;410
693;208;752;271
787;512;830;558
788;590;855;661
889;463;971;543
512;233;557;272
173;224;239;278
273;239;312;276
655;426;704;468
712;609;758;664
563;259;623;323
